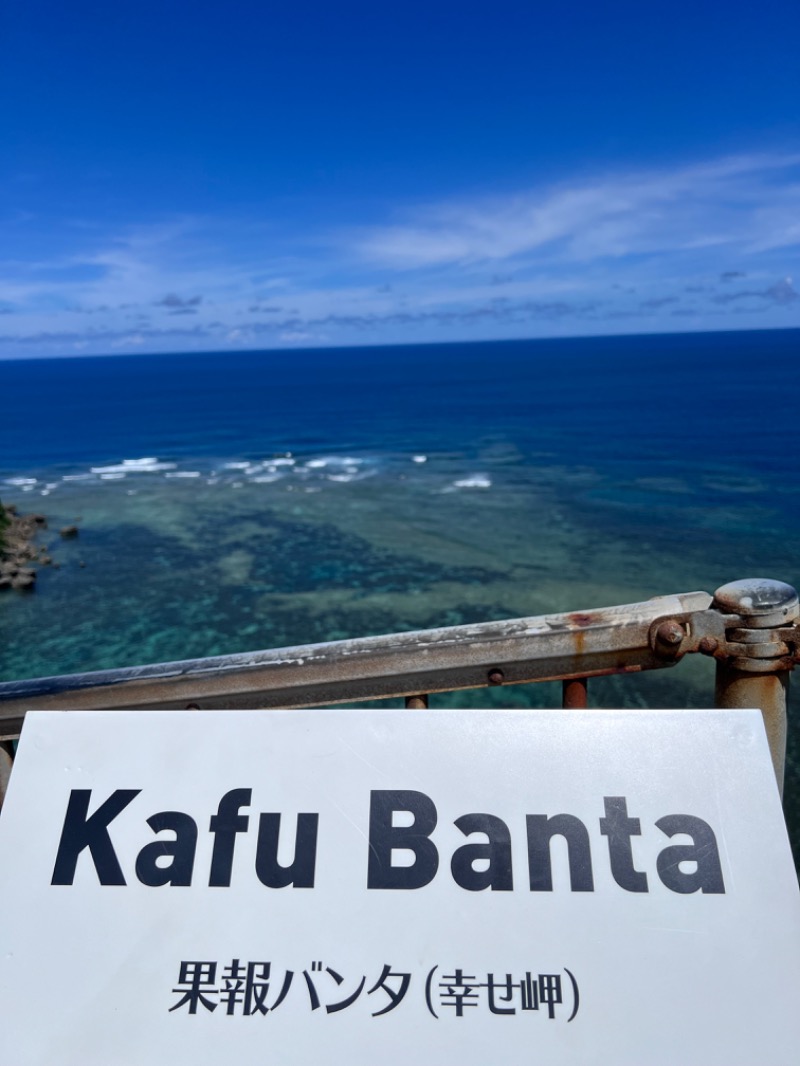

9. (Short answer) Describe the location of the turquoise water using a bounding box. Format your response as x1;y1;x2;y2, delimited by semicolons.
1;330;799;861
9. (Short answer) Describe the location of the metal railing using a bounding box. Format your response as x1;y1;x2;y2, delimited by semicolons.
1;577;798;805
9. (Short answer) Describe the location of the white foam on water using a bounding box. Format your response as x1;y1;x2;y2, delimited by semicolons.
248;457;295;471
245;461;289;477
326;467;376;483
452;474;492;490
412;455;428;463
92;458;176;474
27;451;386;498
305;456;365;471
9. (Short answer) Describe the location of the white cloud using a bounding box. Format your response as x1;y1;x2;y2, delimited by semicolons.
278;330;323;344
1;150;799;356
352;153;800;269
110;333;146;348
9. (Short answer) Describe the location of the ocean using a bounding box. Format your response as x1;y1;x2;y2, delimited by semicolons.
2;328;799;859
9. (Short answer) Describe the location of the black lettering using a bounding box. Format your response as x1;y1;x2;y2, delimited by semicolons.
255;813;319;888
367;789;439;889
208;788;251;887
135;811;198;887
599;796;648;892
451;813;513;891
656;814;725;894
51;789;140;886
526;813;594;891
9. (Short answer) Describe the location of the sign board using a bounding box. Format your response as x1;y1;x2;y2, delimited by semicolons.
1;707;799;1064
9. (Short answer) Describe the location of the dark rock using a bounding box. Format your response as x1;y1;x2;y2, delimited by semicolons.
1;507;62;593
11;569;36;590
60;525;79;539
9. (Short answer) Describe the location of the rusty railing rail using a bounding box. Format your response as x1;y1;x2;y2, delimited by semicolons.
1;578;798;805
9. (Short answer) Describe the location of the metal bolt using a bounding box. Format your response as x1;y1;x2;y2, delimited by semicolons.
655;620;685;647
488;669;505;685
698;637;719;656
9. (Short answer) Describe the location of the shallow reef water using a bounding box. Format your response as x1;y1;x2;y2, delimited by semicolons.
1;330;799;864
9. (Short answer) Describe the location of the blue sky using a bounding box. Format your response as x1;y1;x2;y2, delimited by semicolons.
1;0;798;357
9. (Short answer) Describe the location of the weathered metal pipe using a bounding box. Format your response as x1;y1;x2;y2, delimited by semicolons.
0;590;712;739
0;741;14;809
405;695;429;709
562;678;588;709
715;666;789;794
712;578;798;795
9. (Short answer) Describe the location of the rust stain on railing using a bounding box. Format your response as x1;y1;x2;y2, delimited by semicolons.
0;579;798;799
0;590;714;737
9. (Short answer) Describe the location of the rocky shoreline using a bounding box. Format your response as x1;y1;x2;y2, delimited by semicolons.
0;505;79;591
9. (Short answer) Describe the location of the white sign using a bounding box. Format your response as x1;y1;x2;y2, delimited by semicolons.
1;708;799;1065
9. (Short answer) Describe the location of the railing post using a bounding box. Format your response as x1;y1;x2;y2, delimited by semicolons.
562;678;588;709
405;695;429;709
712;579;798;796
0;740;13;809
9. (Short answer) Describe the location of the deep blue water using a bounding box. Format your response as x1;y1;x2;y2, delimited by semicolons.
2;329;798;479
2;328;800;863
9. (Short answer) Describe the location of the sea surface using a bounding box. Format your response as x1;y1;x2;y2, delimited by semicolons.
2;329;800;861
